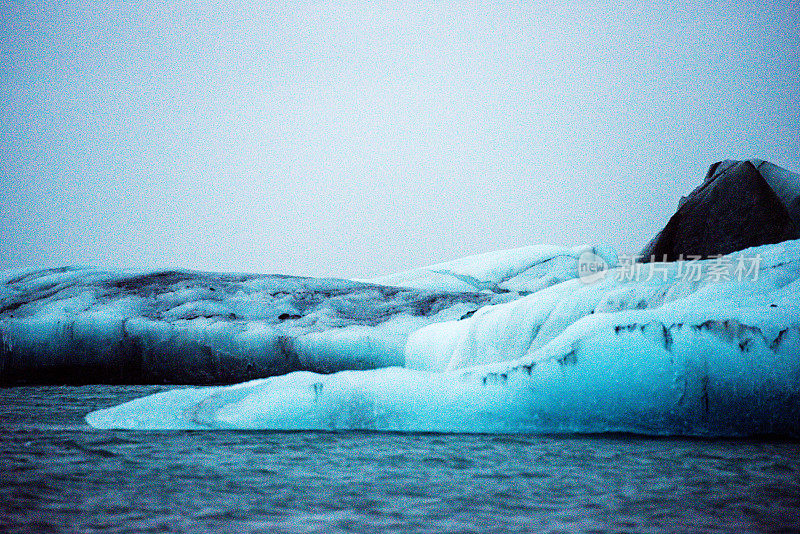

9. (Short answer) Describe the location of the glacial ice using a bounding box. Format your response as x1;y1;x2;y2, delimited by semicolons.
86;240;800;436
1;245;599;384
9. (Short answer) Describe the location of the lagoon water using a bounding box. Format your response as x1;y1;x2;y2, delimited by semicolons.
1;386;799;533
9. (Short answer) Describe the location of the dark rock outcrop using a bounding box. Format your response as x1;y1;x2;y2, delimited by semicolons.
641;159;800;261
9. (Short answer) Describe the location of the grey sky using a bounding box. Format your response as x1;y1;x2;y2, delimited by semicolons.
2;1;798;278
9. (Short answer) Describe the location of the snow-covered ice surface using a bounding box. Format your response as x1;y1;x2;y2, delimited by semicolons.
364;244;617;294
86;240;800;437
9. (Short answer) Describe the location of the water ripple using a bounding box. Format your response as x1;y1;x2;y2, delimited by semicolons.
1;386;799;533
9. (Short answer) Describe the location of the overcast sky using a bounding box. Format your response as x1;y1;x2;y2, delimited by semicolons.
2;0;798;278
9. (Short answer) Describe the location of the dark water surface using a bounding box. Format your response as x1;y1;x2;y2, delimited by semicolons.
1;387;799;533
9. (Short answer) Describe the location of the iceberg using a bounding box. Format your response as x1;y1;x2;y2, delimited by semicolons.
86;240;800;437
0;245;610;385
5;158;797;436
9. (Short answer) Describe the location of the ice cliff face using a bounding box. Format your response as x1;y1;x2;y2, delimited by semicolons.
0;245;611;385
